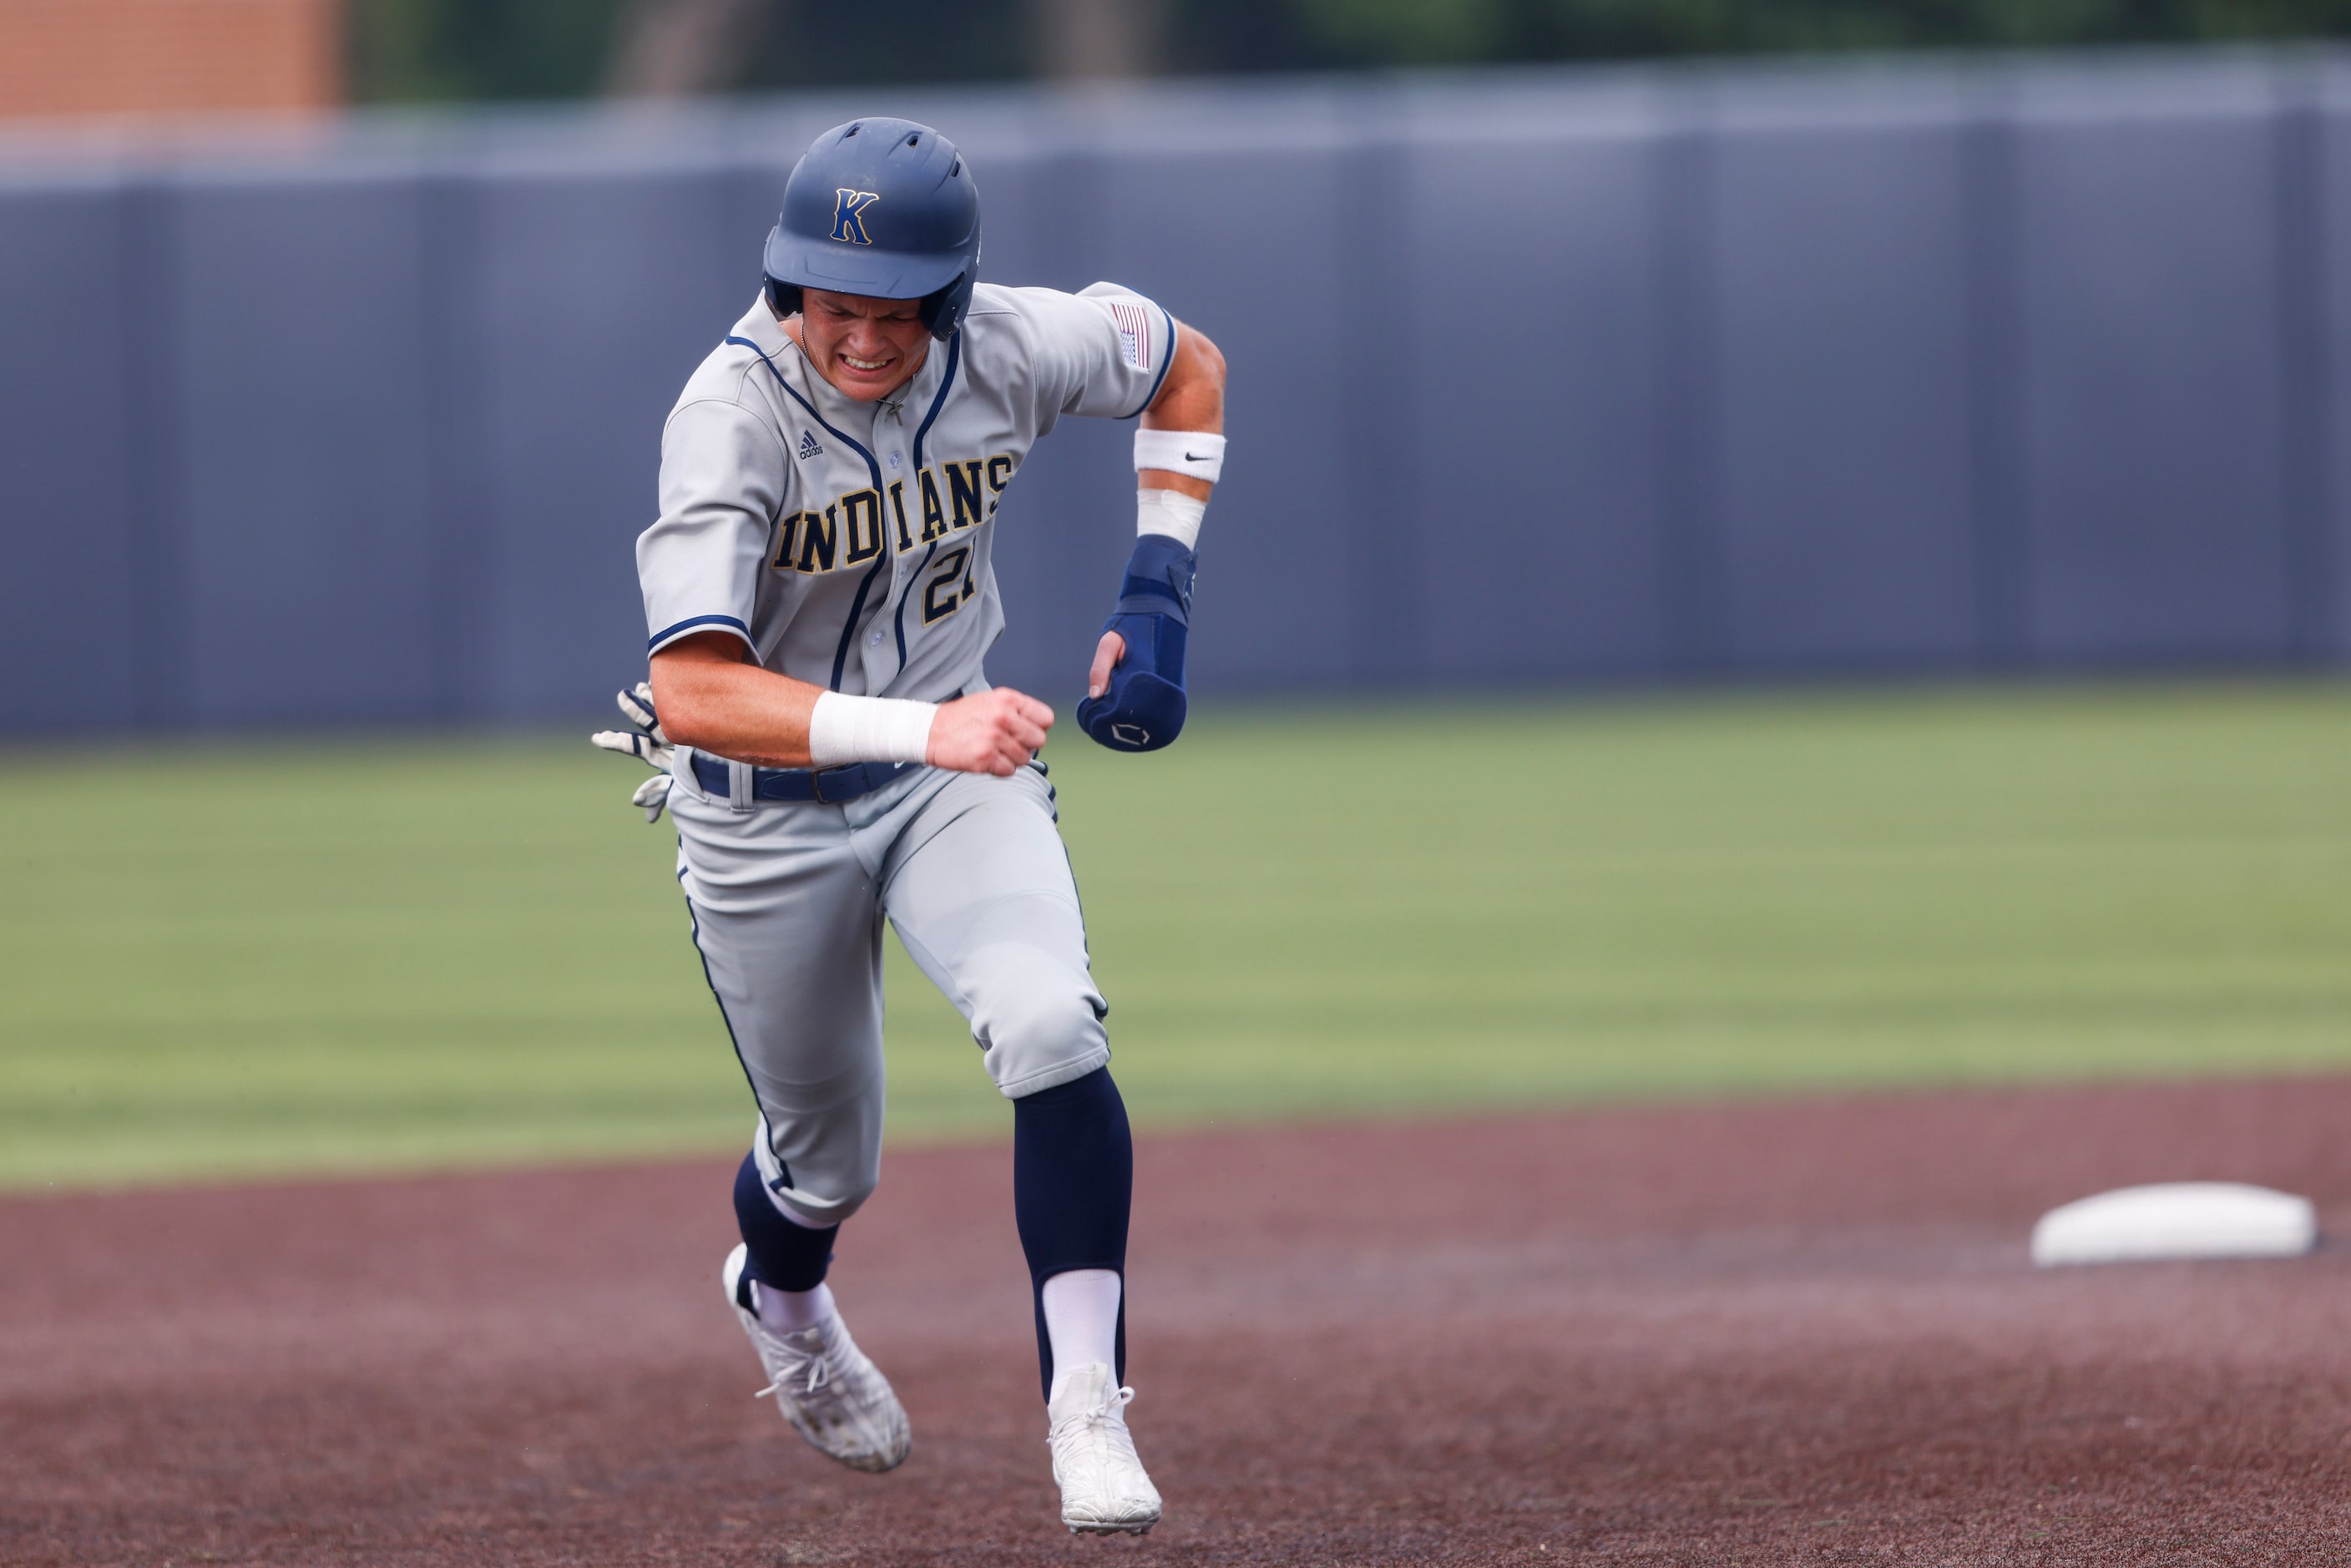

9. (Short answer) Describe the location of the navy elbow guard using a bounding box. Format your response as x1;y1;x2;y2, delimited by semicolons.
1076;534;1196;753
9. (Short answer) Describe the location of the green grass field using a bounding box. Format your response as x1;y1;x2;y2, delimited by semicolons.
3;682;2345;1191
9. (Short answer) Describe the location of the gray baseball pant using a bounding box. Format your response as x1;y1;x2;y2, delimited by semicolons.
669;755;1110;1227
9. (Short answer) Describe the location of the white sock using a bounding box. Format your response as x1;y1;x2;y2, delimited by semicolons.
1041;1269;1123;1404
754;1278;837;1333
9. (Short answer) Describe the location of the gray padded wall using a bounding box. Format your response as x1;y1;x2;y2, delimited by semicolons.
2321;80;2351;662
2012;63;2294;664
1707;83;1980;672
1394;96;1676;685
0;52;2344;735
0;180;140;731
169;169;440;725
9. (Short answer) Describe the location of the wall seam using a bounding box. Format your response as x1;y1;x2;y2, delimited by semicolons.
122;175;189;728
1338;82;1416;686
1961;70;2030;671
1656;82;1722;678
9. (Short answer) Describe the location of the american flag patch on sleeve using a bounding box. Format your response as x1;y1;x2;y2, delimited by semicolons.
1110;301;1154;372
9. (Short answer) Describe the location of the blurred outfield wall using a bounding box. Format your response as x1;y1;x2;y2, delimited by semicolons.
3;50;2348;732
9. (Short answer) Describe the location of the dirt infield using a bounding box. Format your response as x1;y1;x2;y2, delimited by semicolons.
9;1078;2351;1565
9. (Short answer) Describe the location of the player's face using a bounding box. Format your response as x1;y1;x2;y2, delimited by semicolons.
797;288;933;401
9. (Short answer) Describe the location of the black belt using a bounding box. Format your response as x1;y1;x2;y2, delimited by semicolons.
690;754;918;805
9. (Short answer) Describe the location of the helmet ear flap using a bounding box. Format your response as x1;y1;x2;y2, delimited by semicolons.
765;276;803;318
918;272;973;341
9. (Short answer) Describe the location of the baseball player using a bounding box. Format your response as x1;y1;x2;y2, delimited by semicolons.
593;117;1226;1535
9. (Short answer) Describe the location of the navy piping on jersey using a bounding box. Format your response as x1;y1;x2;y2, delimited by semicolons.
724;333;890;691
649;612;753;655
894;541;938;665
892;332;963;673
911;331;962;468
1120;301;1181;420
830;541;893;690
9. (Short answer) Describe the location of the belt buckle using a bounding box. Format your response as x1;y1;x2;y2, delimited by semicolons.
809;762;862;804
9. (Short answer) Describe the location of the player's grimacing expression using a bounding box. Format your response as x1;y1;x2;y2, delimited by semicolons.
795;287;933;401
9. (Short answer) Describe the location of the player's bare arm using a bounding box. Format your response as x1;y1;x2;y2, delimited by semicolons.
1090;321;1227;698
1136;321;1226;499
650;632;1052;777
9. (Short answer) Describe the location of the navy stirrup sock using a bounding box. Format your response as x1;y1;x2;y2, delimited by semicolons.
1014;1066;1134;1399
731;1151;839;1302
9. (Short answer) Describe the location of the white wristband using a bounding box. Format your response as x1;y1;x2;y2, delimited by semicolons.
1134;428;1224;483
1136;487;1206;549
806;691;937;767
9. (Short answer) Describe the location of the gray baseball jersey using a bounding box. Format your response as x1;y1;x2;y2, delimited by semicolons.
639;281;1176;1228
639;281;1177;698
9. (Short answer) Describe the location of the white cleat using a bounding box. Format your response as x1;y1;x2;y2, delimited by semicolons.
721;1243;911;1474
1048;1361;1163;1535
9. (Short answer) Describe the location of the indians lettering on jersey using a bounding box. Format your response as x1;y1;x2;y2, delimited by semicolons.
769;452;1017;601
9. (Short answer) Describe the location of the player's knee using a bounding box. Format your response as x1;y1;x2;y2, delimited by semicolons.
985;988;1105;1085
783;1135;882;1223
970;949;1108;1095
802;1182;878;1227
766;1164;878;1227
752;1113;882;1226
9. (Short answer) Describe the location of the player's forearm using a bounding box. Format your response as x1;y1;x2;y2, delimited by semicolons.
1078;321;1219;741
1137;322;1225;503
648;635;1040;776
649;636;825;768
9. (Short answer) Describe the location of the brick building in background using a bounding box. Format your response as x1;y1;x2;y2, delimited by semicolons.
0;0;340;119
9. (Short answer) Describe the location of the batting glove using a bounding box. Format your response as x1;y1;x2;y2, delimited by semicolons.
591;680;677;823
1076;534;1195;753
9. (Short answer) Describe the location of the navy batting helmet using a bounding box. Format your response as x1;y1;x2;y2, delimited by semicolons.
762;118;980;341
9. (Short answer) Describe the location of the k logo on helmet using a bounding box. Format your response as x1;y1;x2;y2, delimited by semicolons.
832;189;881;245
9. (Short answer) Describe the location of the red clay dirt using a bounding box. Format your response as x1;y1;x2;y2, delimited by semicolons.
8;1077;2351;1565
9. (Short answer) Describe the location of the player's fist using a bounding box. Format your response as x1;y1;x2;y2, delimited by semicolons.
926;687;1054;776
